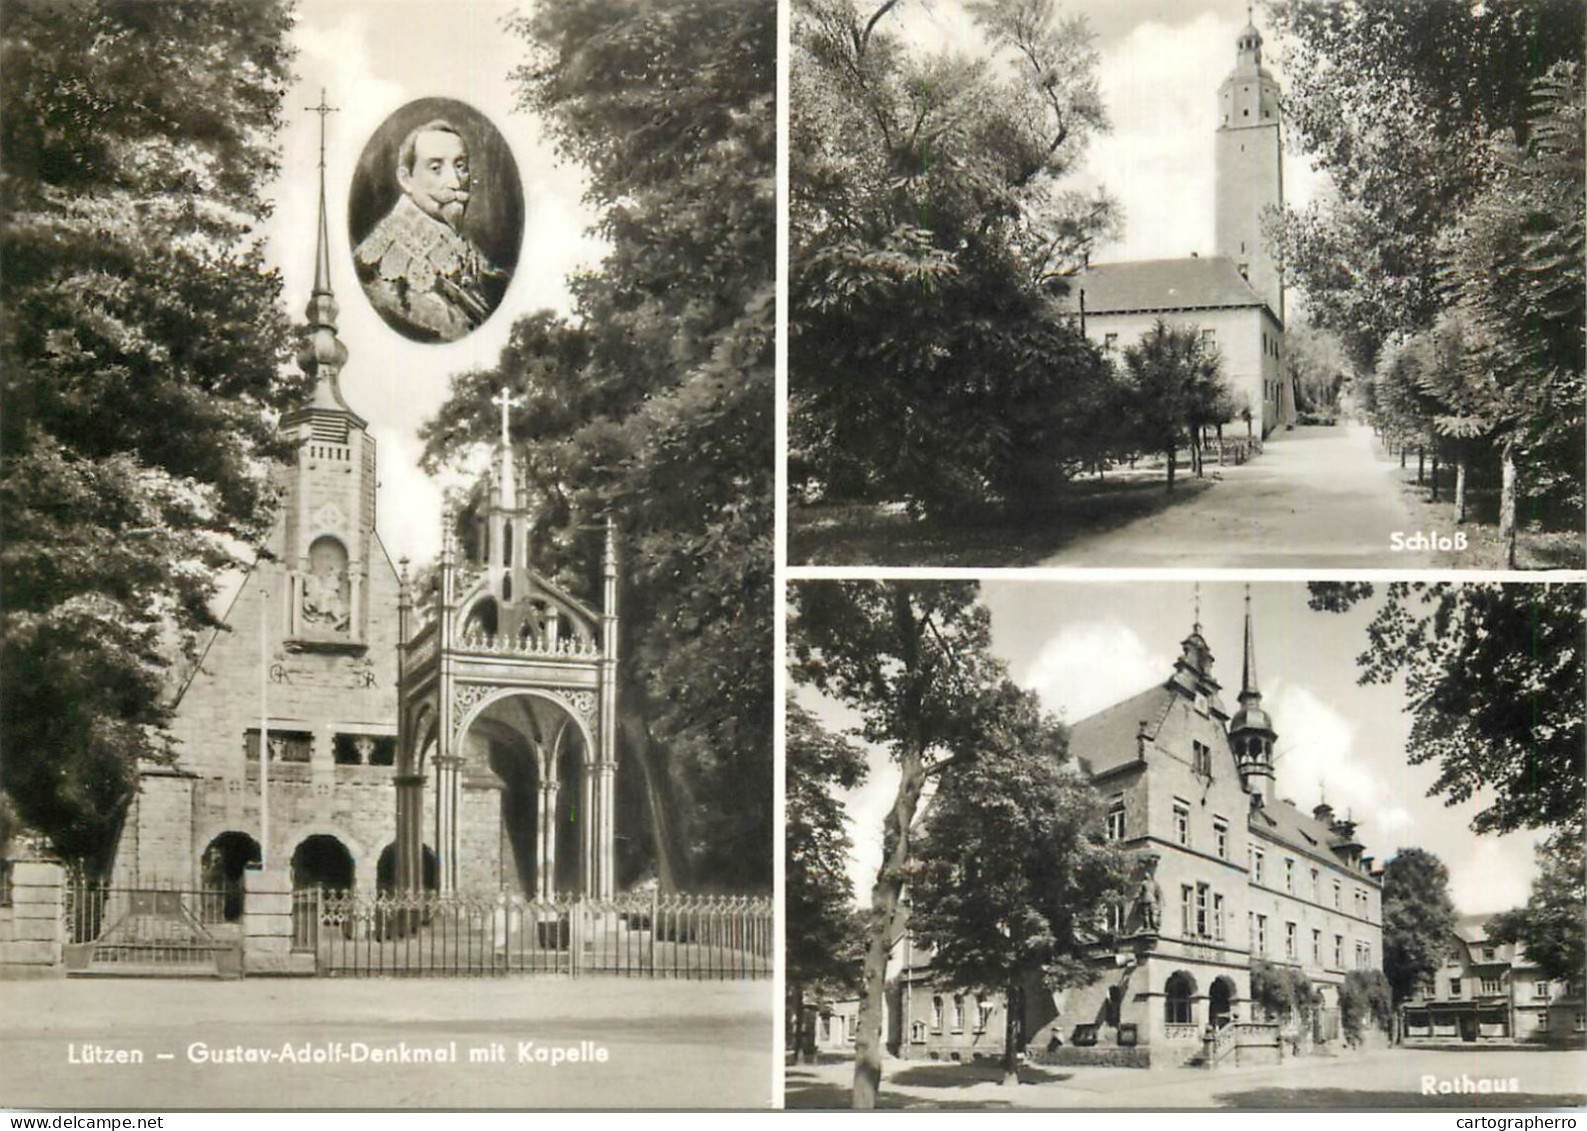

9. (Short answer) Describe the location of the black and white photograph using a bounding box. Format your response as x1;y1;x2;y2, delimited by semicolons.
787;579;1587;1109
1;0;774;1111
788;0;1586;569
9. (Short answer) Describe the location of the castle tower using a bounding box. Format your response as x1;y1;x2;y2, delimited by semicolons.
1229;589;1277;803
1214;10;1284;321
279;93;376;650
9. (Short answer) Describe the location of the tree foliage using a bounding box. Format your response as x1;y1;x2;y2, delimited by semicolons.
1272;3;1585;553
1307;582;1585;837
789;0;1122;518
0;0;299;875
1380;847;1460;1007
786;698;869;1061
1119;320;1231;489
908;685;1129;1083
420;0;775;892
1250;958;1322;1025
1489;831;1586;986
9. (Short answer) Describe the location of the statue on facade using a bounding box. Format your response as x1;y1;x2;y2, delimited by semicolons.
1134;856;1162;934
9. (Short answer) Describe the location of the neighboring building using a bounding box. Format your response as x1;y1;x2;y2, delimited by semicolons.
892;597;1383;1067
1060;18;1296;438
1401;913;1586;1046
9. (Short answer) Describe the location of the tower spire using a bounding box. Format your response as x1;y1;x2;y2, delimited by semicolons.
1241;585;1258;696
298;89;350;401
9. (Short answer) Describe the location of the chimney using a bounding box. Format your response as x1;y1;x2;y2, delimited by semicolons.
1313;802;1334;824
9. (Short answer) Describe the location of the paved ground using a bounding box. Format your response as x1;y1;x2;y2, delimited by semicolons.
788;1047;1587;1110
0;976;774;1110
1043;423;1439;567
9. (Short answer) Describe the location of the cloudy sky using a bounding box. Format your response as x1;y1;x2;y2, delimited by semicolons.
883;0;1326;262
259;0;604;565
804;581;1550;919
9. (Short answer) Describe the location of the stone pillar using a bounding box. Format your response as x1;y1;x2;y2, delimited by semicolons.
242;866;312;975
580;767;594;898
1;861;65;971
394;773;424;893
435;754;461;893
597;763;616;898
539;783;560;901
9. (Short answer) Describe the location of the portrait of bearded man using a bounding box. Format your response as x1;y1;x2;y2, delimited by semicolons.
352;116;514;342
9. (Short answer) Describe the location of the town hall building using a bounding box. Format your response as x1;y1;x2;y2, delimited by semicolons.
877;598;1384;1068
1062;16;1296;439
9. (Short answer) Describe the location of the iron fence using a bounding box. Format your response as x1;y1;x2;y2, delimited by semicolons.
63;879;242;975
309;889;773;979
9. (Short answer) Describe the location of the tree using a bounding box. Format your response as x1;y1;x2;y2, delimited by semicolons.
421;0;775;891
1307;582;1585;837
786;698;870;1064
1250;958;1322;1032
791;580;1005;1109
1380;848;1460;1037
789;0;1122;519
1489;831;1586;986
1119;320;1228;490
908;684;1129;1086
0;0;299;877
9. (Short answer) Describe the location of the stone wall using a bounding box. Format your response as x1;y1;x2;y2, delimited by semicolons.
0;861;64;975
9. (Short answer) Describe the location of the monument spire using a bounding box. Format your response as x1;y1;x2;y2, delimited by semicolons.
1241;585;1259;697
297;89;351;407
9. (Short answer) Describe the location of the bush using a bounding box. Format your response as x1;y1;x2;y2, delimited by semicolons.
1251;959;1321;1026
1339;969;1393;1045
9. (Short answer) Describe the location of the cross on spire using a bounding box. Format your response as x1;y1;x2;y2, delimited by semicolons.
306;88;339;173
492;388;524;446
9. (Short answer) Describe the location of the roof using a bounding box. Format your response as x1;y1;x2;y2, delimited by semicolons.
1058;256;1268;316
1250;796;1369;875
1067;682;1177;778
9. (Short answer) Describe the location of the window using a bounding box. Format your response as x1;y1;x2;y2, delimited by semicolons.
1256;915;1267;956
1165;973;1194;1025
245;729;312;764
0;859;11;909
1201;328;1216;344
1482;946;1495;961
1174;803;1190;847
1285;922;1297;960
1310;868;1320;901
1480;978;1502;996
1538;1012;1551;1033
1214;820;1228;860
1358;942;1372;971
910;1020;925;1043
1536;981;1553;1001
952;996;965;1032
931;996;943;1032
1333;880;1341;909
1213;893;1225;941
1193;741;1211;776
1574;1014;1584;1033
1450;978;1463;998
846;1014;857;1041
1106;800;1126;842
1103;332;1118;352
820;1015;831;1042
977;1001;995;1033
1312;929;1321;965
333;733;396;766
1285;859;1295;893
1253;848;1265;885
1334;935;1344;968
1107;902;1125;934
1195;884;1210;938
1182;885;1194;937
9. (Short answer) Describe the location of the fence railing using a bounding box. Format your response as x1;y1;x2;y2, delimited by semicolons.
308;889;773;979
62;879;242;974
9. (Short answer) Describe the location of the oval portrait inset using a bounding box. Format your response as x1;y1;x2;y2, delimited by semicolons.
349;98;523;343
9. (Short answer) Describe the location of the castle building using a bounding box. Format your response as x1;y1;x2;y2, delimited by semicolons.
1062;17;1295;438
891;597;1384;1067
